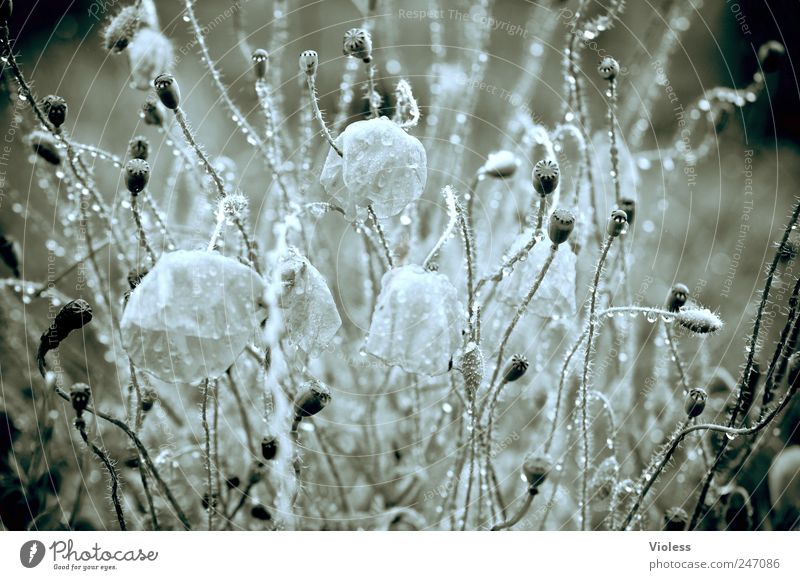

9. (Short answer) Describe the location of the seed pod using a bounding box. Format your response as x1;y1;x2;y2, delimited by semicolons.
606;209;628;237
758;41;785;74
29;130;61;165
531;159;559;196
299;50;318;77
293;379;331;427
684;387;707;418
548;208;575;245
37;299;93;376
69;383;91;415
0;234;20;278
103;5;140;53
140;388;157;413
663;507;689;531
250;504;271;521
482;150;519;179
1;0;12;23
128;135;149;160
142;96;164;126
619;197;635;225
153;73;180;110
597;56;620;80
675;308;723;334
503;354;528;383
252;49;269;80
342;28;373;63
42;95;67;128
665;283;689;312
260;435;278;461
124;158;150;195
522;453;552;491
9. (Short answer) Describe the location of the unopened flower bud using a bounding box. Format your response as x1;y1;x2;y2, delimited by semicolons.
503;354;528;383
252;49;269;80
606;209;628;237
251;504;272;521
293;379;331;428
142;96;164;126
153;73;180;110
42;95;67;128
482;150;519;178
548;208;575;245
663;507;689;531
619;197;635;225
598;56;620;80
342;28;373;63
522;453;552;491
666;283;689;312
140;388;157;413
56;299;93;333
758;41;785;74
69;382;91;415
128;135;149;160
684;387;707;418
675;308;723;334
103;5;140;53
29;130;61;165
299;50;318;77
124;158;150;195
261;435;278;461
532;160;559;196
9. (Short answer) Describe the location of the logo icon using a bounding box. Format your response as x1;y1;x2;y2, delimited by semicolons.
20;540;46;568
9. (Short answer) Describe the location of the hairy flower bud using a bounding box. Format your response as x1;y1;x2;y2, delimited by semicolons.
103;5;140;53
758;41;785;74
503;354;528;383
299;50;318;77
153;73;180;110
522;453;552;491
69;382;91;415
666;283;689;312
38;300;92;376
29;130;61;165
684;387;707;418
42;95;67;128
598;56;620;80
663;507;689;531
124;158;150;195
482;150;519;179
252;49;269;80
532;159;559;196
128;135;149;160
675;308;723;334
548;208;575;245
606;209;628;237
343;28;373;63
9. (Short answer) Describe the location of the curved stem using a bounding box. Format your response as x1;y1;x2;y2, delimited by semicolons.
75;420;126;531
307;75;343;156
491;489;536;531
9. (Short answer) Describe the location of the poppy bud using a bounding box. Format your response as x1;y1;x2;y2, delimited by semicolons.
293;379;331;423
252;49;269;80
42;95;67;128
666;283;689;312
140;388;157;413
299;50;318;77
250;504;272;521
758;41;785;74
153;73;180;110
663;507;689;531
37;299;93;377
684;387;707;418
548;208;575;245
619;197;635;225
29;130;61;165
342;28;373;63
103;5;140;53
598;56;620;80
606;209;628;237
532;159;559;196
128;135;149;160
675;308;723;334
503;354;529;383
482;150;519;179
522;453;552;491
261;435;278;461
69;382;91;415
142;96;163;126
225;476;241;489
124;158;150;195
